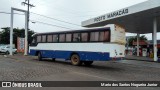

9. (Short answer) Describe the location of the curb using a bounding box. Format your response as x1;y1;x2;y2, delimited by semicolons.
125;58;160;63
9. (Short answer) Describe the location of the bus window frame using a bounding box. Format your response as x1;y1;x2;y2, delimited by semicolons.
53;34;59;43
59;34;66;42
31;28;111;44
73;33;81;42
90;31;100;42
81;32;89;42
103;31;110;42
47;34;53;43
37;35;42;43
66;33;72;42
42;35;47;43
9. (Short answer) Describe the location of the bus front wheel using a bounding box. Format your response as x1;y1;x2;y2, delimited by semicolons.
38;52;42;61
83;61;93;66
52;58;56;61
71;54;82;66
6;51;10;55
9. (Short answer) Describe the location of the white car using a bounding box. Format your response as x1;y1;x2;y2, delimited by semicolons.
0;45;17;54
0;46;3;50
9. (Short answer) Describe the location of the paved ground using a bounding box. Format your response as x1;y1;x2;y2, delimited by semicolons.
125;55;155;62
0;54;160;90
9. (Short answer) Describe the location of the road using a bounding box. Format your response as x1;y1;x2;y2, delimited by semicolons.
0;54;160;90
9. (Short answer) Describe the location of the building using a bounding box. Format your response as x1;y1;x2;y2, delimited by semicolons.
82;0;160;61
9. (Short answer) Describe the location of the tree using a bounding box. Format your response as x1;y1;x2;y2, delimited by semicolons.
0;27;10;44
127;35;148;46
0;27;35;48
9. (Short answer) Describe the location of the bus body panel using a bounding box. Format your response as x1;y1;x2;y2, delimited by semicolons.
29;25;126;62
29;43;125;61
29;49;110;61
109;24;126;45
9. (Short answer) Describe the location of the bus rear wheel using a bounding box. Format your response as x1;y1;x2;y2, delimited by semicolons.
83;61;93;66
71;54;82;66
38;52;42;61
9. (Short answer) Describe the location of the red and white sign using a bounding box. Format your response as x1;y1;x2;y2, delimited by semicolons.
132;41;148;46
17;37;25;53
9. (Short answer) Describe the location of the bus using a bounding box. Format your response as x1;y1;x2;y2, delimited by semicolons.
29;24;126;66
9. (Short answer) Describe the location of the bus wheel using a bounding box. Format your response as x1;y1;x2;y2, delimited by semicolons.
38;52;42;61
71;54;82;66
83;61;93;66
6;51;9;55
52;58;56;61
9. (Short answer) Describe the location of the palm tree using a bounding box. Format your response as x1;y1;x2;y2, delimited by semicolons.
127;35;147;47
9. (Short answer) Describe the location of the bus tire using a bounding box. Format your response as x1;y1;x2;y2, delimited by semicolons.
6;51;9;55
38;52;42;61
52;58;56;61
70;54;82;66
83;61;93;66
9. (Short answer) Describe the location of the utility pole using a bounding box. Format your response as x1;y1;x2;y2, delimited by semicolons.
22;0;35;26
21;0;35;55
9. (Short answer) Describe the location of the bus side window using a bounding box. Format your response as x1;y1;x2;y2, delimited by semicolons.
73;33;80;42
59;34;66;42
99;32;104;41
42;35;46;42
47;35;53;42
99;31;110;42
66;34;72;42
37;35;42;43
90;32;99;41
32;37;36;43
81;33;88;42
53;35;58;42
104;31;110;42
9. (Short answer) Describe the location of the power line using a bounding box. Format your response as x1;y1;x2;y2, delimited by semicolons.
0;11;78;29
30;20;73;30
0;12;24;15
0;11;87;27
31;12;81;27
0;11;91;18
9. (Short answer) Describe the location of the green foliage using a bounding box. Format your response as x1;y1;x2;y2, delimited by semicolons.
128;35;148;46
128;37;136;46
0;27;35;48
139;35;147;41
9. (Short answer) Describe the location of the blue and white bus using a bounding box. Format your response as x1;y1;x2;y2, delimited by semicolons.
29;24;126;66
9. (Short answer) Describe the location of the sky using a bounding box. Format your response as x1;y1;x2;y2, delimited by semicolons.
0;0;159;40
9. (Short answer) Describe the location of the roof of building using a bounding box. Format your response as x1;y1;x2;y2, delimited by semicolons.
82;0;160;34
